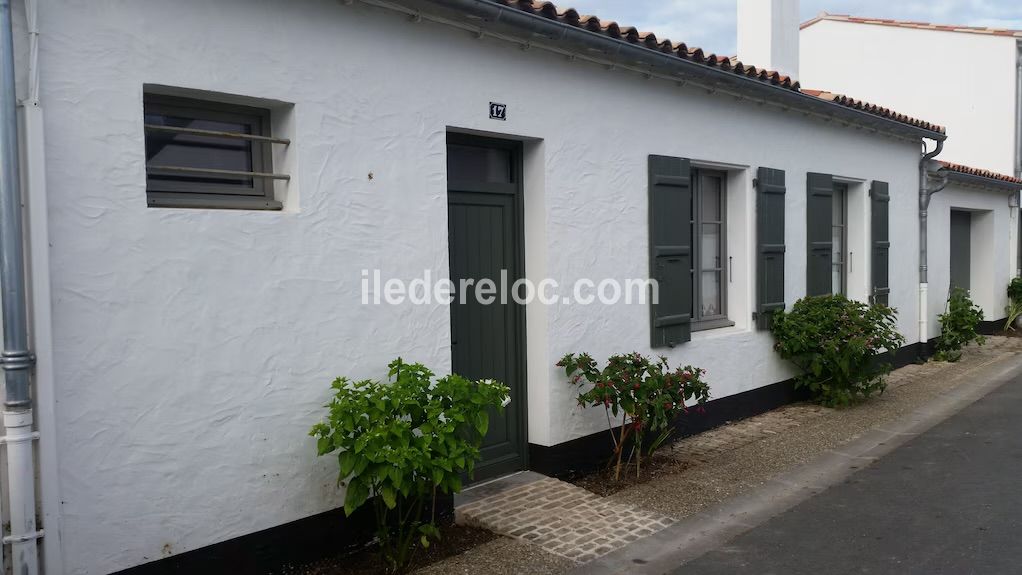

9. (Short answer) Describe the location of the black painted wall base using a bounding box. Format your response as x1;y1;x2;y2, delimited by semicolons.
115;496;453;575
979;317;1008;336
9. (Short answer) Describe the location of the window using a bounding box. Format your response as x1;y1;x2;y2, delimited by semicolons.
143;93;288;210
692;169;731;329
831;183;848;295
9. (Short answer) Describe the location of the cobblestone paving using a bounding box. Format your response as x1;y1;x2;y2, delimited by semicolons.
456;477;674;563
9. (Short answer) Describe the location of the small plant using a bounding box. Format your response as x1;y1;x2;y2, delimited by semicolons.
557;352;710;480
935;288;986;362
771;295;905;407
310;359;509;573
1004;300;1022;332
1008;277;1022;305
1005;278;1022;332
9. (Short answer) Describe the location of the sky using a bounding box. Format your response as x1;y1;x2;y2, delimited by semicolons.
561;0;1022;56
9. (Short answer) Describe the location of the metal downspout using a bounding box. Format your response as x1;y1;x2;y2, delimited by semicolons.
1016;41;1022;181
1014;41;1021;276
918;139;945;358
0;0;40;572
919;139;945;285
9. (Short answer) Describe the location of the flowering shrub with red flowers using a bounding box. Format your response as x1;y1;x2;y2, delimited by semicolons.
557;352;710;480
771;295;904;407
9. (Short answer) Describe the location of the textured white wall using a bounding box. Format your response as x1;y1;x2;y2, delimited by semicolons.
35;0;929;572
926;183;1014;335
800;20;1018;176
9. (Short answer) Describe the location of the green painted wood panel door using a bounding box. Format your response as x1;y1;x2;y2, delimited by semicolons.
950;210;971;292
447;135;526;482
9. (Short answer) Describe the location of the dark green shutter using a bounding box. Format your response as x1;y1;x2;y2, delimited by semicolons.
756;168;786;329
871;181;891;306
649;155;692;348
806;172;833;296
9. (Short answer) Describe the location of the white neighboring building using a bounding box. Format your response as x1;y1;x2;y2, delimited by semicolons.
801;14;1022;331
0;1;1014;574
801;14;1021;177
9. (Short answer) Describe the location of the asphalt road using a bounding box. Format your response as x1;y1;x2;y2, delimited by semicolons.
674;374;1022;575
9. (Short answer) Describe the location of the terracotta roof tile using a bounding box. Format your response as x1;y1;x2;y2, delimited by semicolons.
938;162;1022;186
800;89;944;134
801;13;1022;38
490;0;944;135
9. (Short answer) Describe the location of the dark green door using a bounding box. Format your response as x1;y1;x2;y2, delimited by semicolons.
950;210;971;292
447;135;526;482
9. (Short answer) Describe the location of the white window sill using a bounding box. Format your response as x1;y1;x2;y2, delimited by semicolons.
691;322;752;341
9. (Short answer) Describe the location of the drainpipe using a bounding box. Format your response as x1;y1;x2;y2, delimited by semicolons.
918;139;946;358
1014;41;1021;276
1015;41;1021;181
0;0;40;572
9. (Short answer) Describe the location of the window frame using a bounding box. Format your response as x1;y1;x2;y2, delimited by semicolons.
143;93;280;210
831;182;849;296
691;168;733;331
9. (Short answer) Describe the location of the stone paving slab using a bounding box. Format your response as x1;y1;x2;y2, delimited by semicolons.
456;476;674;563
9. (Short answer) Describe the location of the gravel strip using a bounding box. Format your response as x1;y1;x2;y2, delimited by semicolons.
412;537;574;575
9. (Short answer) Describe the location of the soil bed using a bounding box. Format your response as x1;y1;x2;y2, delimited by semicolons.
566;451;693;497
278;524;496;575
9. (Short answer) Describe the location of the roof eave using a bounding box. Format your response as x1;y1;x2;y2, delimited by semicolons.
941;170;1022;192
407;0;945;141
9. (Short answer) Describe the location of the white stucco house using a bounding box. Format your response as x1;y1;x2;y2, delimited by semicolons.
801;13;1022;335
0;1;1016;574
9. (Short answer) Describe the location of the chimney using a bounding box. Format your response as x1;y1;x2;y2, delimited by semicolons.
737;0;800;82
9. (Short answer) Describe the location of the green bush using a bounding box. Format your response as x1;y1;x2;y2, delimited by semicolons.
935;288;986;362
557;352;710;479
1005;302;1022;332
771;295;905;407
1008;277;1022;305
310;359;509;573
1005;278;1022;332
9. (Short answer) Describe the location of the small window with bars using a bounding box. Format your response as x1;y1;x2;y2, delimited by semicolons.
143;93;289;210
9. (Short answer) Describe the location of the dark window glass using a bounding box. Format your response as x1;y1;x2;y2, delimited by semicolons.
447;144;513;185
145;113;256;188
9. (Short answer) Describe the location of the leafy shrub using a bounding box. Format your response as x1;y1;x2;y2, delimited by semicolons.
1005;300;1022;332
935;288;986;362
771;295;905;407
1005;278;1022;332
557;352;710;479
310;359;509;572
1008;277;1022;305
